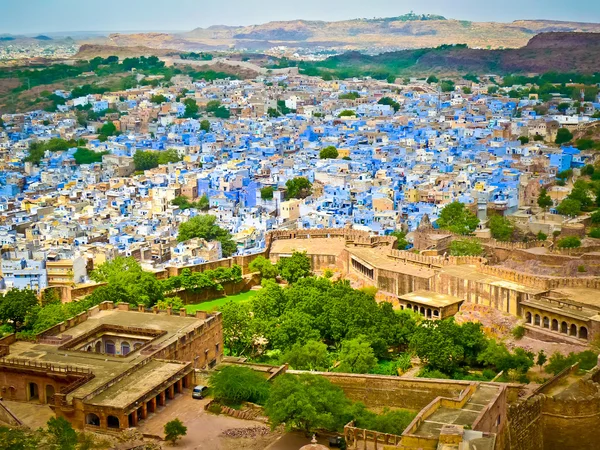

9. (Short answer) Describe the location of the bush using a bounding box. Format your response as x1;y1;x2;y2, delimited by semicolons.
556;236;582;249
578;265;587;273
449;239;483;256
537;231;548;241
589;228;600;239
209;366;271;405
512;326;525;340
164;418;187;444
319;146;339;159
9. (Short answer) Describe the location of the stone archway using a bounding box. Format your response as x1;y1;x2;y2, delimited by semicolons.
28;382;39;401
534;314;541;326
107;415;120;429
570;324;578;337
561;322;568;334
543;317;550;329
525;312;532;324
552;319;559;331
579;327;588;340
86;413;100;426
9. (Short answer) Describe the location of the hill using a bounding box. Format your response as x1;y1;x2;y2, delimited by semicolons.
93;16;600;51
294;33;600;78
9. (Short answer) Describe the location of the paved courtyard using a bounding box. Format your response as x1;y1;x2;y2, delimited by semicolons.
138;389;277;449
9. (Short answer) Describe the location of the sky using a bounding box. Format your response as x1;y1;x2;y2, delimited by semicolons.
1;0;599;34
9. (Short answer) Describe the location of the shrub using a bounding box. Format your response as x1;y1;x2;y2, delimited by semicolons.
512;326;525;340
589;228;600;239
164;418;187;444
209;366;270;405
556;236;582;249
537;231;548;241
578;265;587;273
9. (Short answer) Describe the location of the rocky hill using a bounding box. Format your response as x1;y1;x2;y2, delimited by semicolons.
92;16;600;51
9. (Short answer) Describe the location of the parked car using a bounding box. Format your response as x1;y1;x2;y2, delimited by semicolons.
192;385;208;399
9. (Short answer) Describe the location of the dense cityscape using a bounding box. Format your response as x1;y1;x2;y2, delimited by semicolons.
0;3;600;450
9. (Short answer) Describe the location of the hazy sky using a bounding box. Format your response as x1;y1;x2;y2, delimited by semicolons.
1;0;599;34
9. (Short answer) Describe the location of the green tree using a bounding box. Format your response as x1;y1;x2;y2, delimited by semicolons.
150;94;168;104
220;301;253;356
537;188;553;209
338;110;356;118
426;75;439;84
536;350;547;372
248;256;279;280
164;418;187;444
283;340;330;371
90;257;164;307
518;136;530;145
133;150;159;171
489;215;515;242
47;417;77;450
260;186;274;200
556;198;582;216
99;121;117;137
556;236;581;248
277;251;311;284
157;149;182;165
265;374;352;433
206;100;221;113
567;180;593;210
177;215;237;257
378;97;400;112
436;202;479;235
591;210;600;224
0;289;39;332
555;128;574;145
409;321;463;374
197;193;210;211
319;146;339;159
285;177;312;199
214;106;231;119
337;336;378;374
183;98;199;118
391;230;408;250
449;238;483;256
200;119;211;132
209;366;270;405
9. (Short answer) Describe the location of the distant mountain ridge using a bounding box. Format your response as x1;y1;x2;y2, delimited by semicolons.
93;16;600;52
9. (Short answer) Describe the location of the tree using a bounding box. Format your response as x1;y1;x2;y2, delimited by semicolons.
409;321;463;375
537;188;553;209
133;150;159;171
556;236;581;248
518;136;529;145
337;336;378;374
283;340;330;371
436;202;479;235
209;366;270;405
265;374;352;433
555;128;574;145
567;180;593;210
319;146;339;159
426;75;439;84
157;149;182;165
489;215;515;242
177;215;237;257
197;193;210;211
536;350;547;372
221;301;253;356
150;94;168;104
248;256;279;280
214;106;231;119
47;417;77;450
0;289;39;332
285;177;312;199
338;110;356;118
90;257;164;307
260;186;274;200
277;251;311;284
164;418;187;444
591;210;600;224
378;97;400;112
556;198;582;216
449;238;483;256
99;121;117;138
200;119;211;132
183;98;199;118
391;230;408;250
537;231;548;241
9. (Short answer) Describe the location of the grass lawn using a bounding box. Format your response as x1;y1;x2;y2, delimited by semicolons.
185;290;258;313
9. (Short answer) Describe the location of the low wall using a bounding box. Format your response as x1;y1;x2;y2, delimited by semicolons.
0;400;22;426
286;371;469;411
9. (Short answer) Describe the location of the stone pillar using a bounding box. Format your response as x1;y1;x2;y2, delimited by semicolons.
149;397;156;413
179;308;187;317
140;402;147;420
176;378;183;394
168;384;175;399
158;391;166;406
363;429;367;450
130;410;138;427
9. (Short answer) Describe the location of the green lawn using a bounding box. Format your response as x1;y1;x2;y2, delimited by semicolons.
185;290;258;313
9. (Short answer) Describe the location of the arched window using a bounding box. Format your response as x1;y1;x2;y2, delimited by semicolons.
525;312;532;324
28;382;39;401
579;327;588;340
86;413;100;426
420;307;425;315
107;415;120;429
426;308;432;318
561;322;568;334
433;310;440;317
121;342;131;356
570;324;577;336
543;317;550;329
105;340;116;355
552;319;559;331
534;314;541;326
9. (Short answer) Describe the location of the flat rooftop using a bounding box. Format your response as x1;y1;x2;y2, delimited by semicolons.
5;308;204;402
550;288;600;311
349;247;436;278
440;265;545;295
399;290;463;308
270;237;347;256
